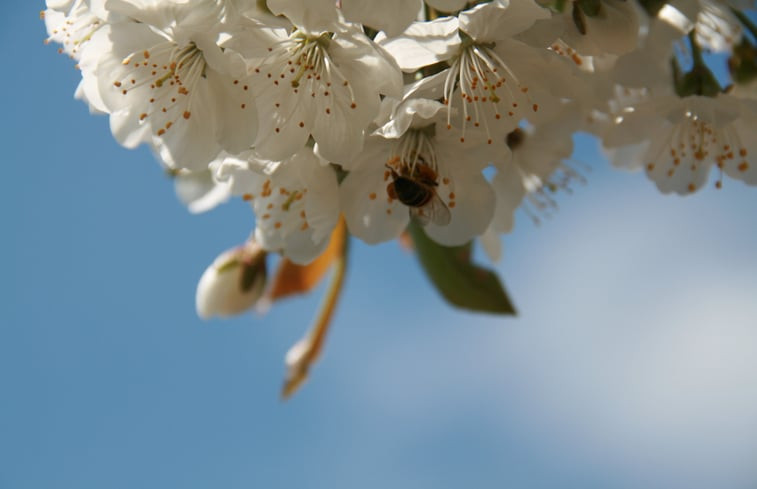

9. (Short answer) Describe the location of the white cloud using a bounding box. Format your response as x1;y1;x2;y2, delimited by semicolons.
334;177;757;488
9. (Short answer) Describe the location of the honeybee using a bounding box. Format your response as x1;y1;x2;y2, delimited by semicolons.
386;162;452;227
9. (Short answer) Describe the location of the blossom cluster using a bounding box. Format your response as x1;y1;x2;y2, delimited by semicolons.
45;0;757;315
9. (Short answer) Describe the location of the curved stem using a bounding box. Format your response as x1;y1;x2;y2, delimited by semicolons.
688;30;705;66
281;217;349;400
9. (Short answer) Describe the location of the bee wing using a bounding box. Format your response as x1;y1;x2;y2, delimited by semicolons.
409;206;430;226
411;194;451;227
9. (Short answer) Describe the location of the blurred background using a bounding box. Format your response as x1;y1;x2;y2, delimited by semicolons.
3;3;757;488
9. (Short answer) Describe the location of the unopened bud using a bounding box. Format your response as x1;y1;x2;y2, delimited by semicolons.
195;241;267;319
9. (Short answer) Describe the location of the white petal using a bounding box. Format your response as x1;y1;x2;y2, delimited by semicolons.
424;170;495;246
173;168;231;213
205;69;258;154
195;243;266;319
377;16;460;71
266;0;338;33
105;0;223;39
479;226;503;263
252;80;313;161
339;139;409;243
489;162;526;234
458;0;550;42
374;98;446;139
341;0;422;37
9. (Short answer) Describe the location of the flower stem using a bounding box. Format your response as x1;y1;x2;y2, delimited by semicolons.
281;217;349;400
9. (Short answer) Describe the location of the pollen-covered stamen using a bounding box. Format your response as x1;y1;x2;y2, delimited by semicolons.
524;160;587;223
43;1;103;59
506;128;587;224
252;178;311;234
550;41;585;68
518;166;580;225
114;41;207;137
255;31;358;119
444;34;537;143
391;126;439;175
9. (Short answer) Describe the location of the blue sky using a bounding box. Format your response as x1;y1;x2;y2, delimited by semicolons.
3;3;757;488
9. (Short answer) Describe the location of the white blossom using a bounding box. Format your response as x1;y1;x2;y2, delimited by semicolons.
43;0;109;60
491;103;582;234
382;1;580;143
603;93;757;193
215;149;340;264
340;97;500;246
242;25;403;164
80;0;259;170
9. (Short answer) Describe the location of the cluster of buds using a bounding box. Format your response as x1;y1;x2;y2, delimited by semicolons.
44;0;757;396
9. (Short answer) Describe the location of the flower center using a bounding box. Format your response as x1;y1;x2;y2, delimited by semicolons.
389;126;439;175
646;111;749;191
256;31;358;110
443;33;538;143
245;178;310;234
115;41;207;136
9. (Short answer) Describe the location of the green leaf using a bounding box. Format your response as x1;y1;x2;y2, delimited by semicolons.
408;222;516;315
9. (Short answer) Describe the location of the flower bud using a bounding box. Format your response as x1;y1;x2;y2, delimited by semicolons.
195;241;267;319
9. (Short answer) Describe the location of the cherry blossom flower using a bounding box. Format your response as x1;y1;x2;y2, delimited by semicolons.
340;97;500;246
43;0;113;114
79;0;258;170
240;23;403;164
490;108;581;235
42;0;109;61
215;149;340;264
381;0;579;143
603;93;757;193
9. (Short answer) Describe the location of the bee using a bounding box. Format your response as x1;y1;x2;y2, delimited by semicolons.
386;161;452;227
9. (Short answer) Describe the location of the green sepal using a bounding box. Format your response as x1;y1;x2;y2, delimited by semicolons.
672;33;723;98
674;67;722;97
637;0;666;17
240;258;266;293
577;0;601;17
408;222;516;315
572;3;587;36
